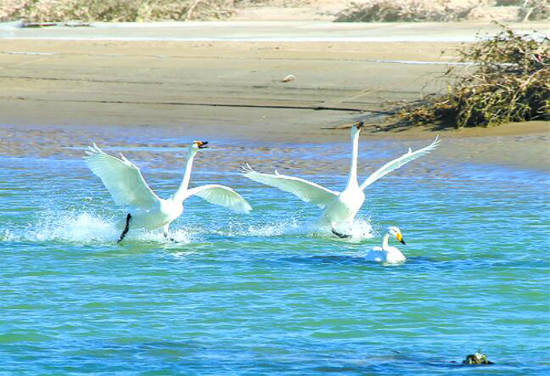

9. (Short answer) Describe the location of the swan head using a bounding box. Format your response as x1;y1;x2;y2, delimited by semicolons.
191;141;208;151
388;226;405;244
351;121;363;136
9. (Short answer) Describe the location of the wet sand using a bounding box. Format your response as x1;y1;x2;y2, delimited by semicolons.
0;22;548;169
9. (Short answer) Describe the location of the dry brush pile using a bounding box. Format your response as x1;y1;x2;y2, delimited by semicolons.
335;0;549;22
396;25;549;128
335;0;474;22
0;0;237;22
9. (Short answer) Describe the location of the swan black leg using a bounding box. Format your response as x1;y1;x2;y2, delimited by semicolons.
332;228;351;239
163;230;175;241
117;213;132;243
163;224;175;242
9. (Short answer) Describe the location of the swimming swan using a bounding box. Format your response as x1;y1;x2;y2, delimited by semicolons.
85;141;251;242
242;122;439;237
366;226;406;264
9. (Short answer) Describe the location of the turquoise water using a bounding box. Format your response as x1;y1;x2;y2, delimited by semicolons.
1;127;549;374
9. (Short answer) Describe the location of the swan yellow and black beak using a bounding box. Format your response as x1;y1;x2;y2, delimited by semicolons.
195;141;208;149
396;232;406;245
354;121;364;130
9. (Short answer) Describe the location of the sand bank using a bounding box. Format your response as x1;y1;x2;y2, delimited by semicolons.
0;22;548;169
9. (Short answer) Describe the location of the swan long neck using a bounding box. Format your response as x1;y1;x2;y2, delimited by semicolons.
382;233;391;252
346;129;360;188
174;148;198;203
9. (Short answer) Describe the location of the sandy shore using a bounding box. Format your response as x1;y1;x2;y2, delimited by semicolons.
0;22;548;169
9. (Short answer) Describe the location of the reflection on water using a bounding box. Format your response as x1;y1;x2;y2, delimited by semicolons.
0;124;548;374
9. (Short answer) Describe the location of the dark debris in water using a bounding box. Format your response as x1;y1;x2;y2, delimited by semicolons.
462;352;494;366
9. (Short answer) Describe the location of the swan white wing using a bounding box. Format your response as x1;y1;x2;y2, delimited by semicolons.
184;184;252;214
84;143;160;209
242;164;338;208
360;136;440;190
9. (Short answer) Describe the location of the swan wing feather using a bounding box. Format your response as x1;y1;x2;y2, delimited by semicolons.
241;164;338;208
360;136;440;190
84;143;160;209
184;184;252;214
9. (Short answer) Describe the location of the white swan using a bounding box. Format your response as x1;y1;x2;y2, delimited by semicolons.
84;141;251;242
366;226;406;264
242;122;439;237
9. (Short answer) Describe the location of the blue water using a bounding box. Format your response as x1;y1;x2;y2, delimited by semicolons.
1;129;549;374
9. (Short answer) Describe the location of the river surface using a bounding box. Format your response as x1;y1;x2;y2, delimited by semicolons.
0;124;548;374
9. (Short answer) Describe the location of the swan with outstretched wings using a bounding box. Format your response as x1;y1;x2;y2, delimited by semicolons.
242;122;439;237
85;141;251;242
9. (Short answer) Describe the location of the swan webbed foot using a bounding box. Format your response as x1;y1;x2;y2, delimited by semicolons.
331;228;351;239
117;213;132;243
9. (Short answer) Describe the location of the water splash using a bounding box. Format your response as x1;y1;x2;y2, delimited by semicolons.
348;218;375;241
210;217;375;240
135;227;191;244
314;218;375;242
1;211;374;244
230;218;303;237
1;211;191;244
0;212;117;243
